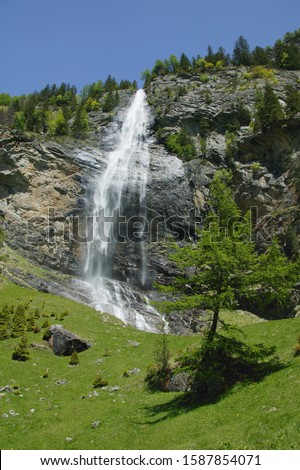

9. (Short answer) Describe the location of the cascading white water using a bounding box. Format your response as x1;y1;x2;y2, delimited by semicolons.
83;89;162;332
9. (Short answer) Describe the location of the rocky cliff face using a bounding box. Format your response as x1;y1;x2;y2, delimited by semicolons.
0;130;83;273
1;68;300;331
146;68;300;249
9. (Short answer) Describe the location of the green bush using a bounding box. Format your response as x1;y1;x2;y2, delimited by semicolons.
0;305;10;340
11;304;27;338
59;309;69;321
243;66;276;82
165;129;196;161
47;110;68;136
71;106;89;139
12;336;30;362
145;364;171;392
13;111;26;131
225;131;237;166
0;324;9;340
93;374;108;388
199;74;210;83
26;312;36;331
250;162;263;177
42;326;52;341
84;97;100;112
69;350;80;366
103;348;112;357
144;332;171;392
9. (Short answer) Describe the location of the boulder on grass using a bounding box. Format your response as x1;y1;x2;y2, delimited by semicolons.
49;324;91;356
168;372;192;392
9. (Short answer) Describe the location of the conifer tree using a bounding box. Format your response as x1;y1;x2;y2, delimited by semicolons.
285;84;300;116
102;90;119;112
232;35;251;66
155;170;299;341
205;45;214;63
69;350;80;366
168;54;180;74
0;306;10;340
11;304;27;338
12;335;30;361
179;53;191;73
254;83;284;131
71;105;89;138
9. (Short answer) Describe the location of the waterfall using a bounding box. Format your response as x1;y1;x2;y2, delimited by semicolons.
82;89;162;332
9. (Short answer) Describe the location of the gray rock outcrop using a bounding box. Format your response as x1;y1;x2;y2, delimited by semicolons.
49;324;91;356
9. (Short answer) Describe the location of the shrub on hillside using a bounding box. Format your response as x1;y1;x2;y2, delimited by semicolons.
93;374;108;388
11;304;28;338
145;332;171;392
69;350;80;366
12;336;30;362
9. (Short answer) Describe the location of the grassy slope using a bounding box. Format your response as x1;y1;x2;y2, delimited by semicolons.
0;276;300;450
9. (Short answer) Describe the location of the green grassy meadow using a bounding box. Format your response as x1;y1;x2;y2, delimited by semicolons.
0;276;300;450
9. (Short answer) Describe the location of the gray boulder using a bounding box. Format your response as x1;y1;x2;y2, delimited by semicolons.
168;372;192;392
49;324;91;356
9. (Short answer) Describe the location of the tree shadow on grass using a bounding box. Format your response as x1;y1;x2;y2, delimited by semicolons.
144;335;288;425
143;392;217;425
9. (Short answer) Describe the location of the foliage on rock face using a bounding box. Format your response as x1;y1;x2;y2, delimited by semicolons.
0;75;137;138
254;83;285;131
244;66;276;81
102;90;120;113
12;111;26;131
285;84;300;116
71;106;89;139
0;219;5;247
284;225;299;260
165;128;196;161
47;110;68;136
274;40;300;70
154;170;300;340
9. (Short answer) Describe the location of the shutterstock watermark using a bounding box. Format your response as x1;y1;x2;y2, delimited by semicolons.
24;206;273;246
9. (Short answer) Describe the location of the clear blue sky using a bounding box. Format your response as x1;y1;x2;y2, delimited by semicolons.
0;0;299;96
